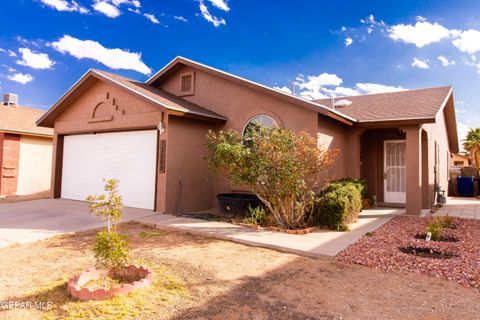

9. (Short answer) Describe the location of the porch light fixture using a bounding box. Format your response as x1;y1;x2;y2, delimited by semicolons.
157;122;165;135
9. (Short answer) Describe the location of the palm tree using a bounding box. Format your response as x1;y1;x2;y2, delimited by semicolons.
463;128;480;167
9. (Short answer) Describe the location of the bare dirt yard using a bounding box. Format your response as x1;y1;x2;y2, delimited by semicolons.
1;221;479;320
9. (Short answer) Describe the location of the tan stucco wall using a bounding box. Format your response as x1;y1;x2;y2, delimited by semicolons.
17;135;53;195
165;116;215;213
422;104;452;207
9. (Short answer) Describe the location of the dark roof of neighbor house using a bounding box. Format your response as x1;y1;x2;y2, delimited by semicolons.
315;86;453;123
0;104;53;137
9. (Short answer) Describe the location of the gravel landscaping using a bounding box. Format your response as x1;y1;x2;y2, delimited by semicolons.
335;215;480;289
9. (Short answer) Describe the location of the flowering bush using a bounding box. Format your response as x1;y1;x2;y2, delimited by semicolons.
206;127;337;229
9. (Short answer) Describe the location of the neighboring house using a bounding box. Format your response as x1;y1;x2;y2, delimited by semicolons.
37;57;458;215
1;94;53;197
451;153;470;166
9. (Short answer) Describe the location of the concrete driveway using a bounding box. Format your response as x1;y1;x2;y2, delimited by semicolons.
0;198;155;248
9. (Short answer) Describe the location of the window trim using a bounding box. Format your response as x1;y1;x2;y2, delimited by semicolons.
241;115;278;137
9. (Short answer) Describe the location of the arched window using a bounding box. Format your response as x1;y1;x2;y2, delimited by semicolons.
242;115;278;138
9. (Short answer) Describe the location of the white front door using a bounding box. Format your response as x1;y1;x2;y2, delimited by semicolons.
61;130;158;210
384;140;406;203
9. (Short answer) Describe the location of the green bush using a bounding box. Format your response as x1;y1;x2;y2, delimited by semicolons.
310;181;362;231
243;205;268;225
427;220;443;241
334;178;368;198
92;230;130;271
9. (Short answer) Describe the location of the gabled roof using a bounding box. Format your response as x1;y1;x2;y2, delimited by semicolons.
146;56;356;125
1;104;52;137
315;86;453;123
37;69;227;128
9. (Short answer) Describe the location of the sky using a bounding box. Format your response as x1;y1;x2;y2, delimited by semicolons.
1;0;480;142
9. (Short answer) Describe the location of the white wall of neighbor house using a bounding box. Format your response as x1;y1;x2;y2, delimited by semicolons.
16;135;53;195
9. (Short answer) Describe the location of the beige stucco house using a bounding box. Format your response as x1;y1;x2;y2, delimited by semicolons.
37;57;459;215
0;94;53;197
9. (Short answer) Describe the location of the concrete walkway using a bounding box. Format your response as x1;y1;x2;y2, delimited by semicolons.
137;207;403;257
0;199;155;248
432;196;480;219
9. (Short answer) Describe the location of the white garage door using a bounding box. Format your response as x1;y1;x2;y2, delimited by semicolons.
61;130;157;210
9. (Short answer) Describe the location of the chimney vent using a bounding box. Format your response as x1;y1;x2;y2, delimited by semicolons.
3;93;18;106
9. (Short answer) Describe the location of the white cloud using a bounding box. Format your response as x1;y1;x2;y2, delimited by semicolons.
0;48;5;53
16;48;55;69
438;55;456;66
8;50;17;57
51;35;151;74
416;16;427;22
174;16;188;22
355;83;405;94
112;0;140;7
345;37;353;47
295;73;344;100
283;72;405;100
143;13;159;24
388;21;456;47
93;1;121;18
8;73;34;84
452;29;480;55
199;0;226;27
39;0;88;13
411;57;429;69
273;86;292;94
208;0;230;11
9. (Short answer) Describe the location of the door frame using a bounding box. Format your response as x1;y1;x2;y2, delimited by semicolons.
383;139;406;204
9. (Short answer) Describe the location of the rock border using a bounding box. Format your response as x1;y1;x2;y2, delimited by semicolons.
236;222;318;235
68;264;153;301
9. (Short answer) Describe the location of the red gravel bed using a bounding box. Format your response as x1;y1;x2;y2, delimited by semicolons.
335;215;480;290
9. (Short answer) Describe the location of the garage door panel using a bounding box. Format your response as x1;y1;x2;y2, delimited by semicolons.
61;130;157;210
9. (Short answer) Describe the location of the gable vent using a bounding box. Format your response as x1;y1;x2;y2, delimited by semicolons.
179;72;195;96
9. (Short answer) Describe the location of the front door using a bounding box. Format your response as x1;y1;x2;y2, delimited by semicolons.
384;140;406;203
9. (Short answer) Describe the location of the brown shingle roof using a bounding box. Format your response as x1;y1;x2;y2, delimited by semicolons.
0;104;53;136
92;69;227;121
315;86;452;122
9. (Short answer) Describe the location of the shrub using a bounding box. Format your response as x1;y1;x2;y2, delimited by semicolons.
243;205;268;225
87;179;130;282
205;127;337;229
310;182;362;231
92;230;130;271
334;178;368;198
437;215;454;228
427;220;443;241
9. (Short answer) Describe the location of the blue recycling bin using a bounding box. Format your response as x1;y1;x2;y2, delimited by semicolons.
457;176;474;197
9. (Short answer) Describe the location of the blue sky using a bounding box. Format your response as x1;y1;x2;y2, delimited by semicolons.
1;0;480;141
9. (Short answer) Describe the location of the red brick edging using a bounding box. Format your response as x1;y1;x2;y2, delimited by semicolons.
236;223;318;235
68;264;153;301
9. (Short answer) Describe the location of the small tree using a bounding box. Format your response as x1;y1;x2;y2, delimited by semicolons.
206;127;337;229
463;128;480;167
87;179;129;279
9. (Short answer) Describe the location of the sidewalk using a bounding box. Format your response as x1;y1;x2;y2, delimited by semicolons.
432;196;480;219
136;207;403;257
